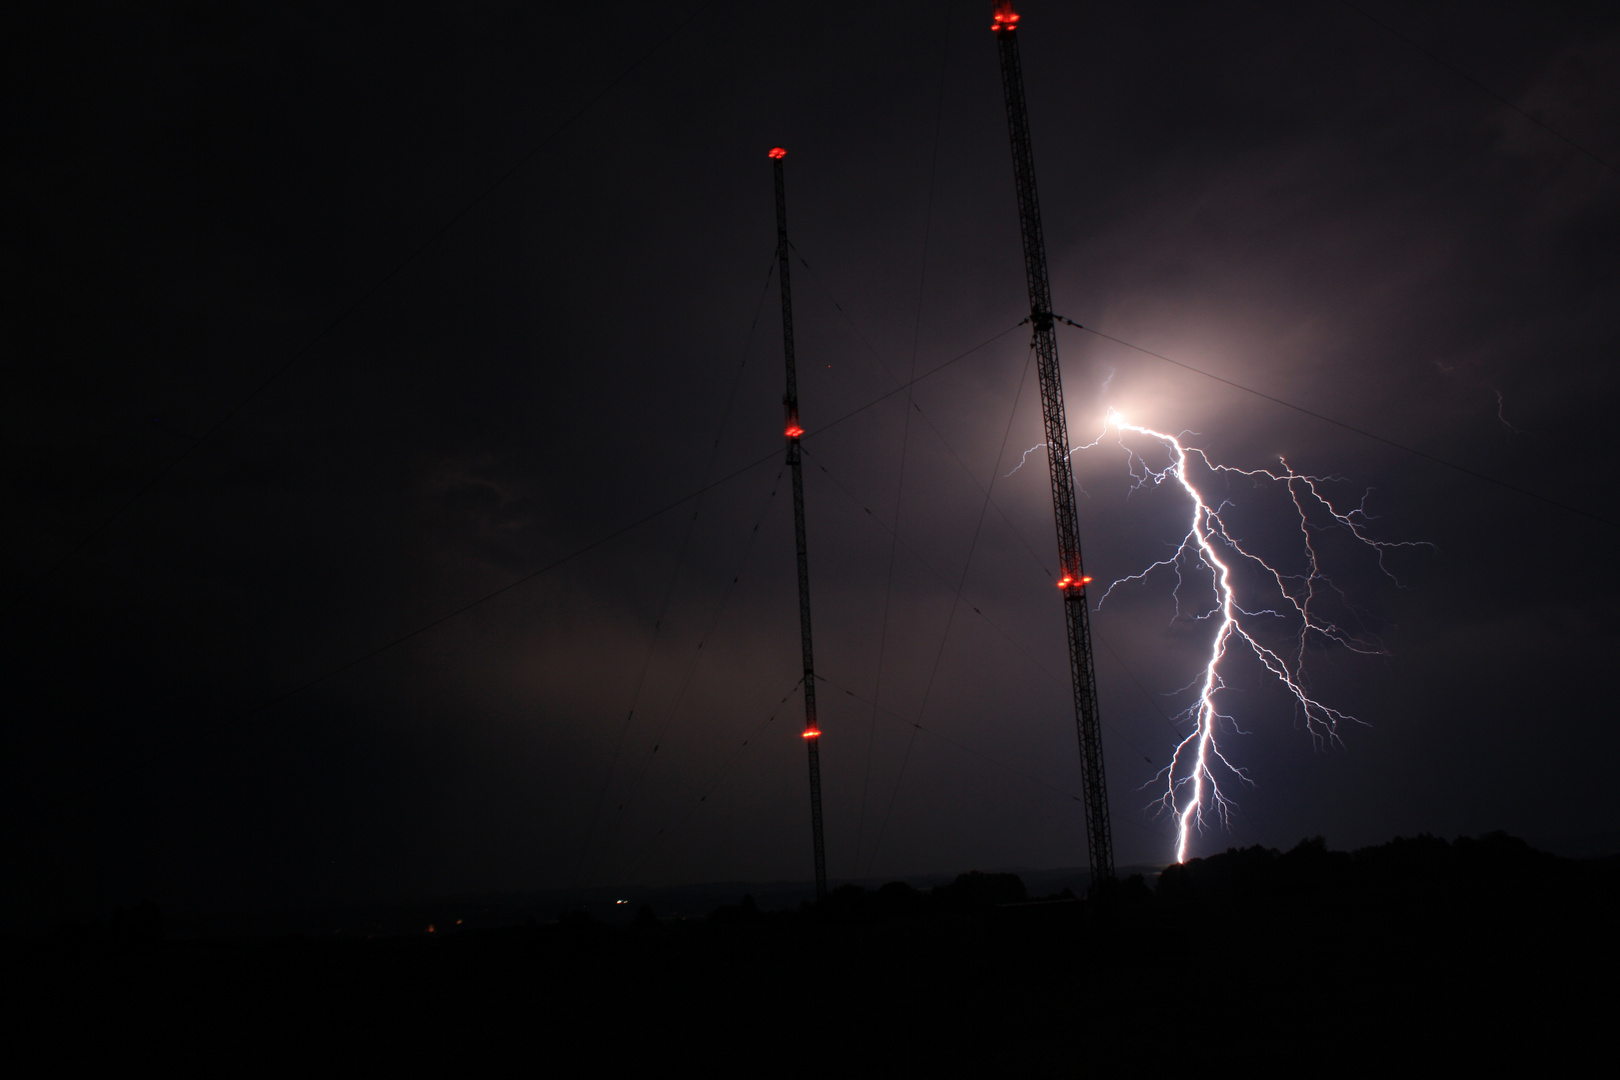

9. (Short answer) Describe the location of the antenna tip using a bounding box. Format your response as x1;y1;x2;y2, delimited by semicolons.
768;147;786;160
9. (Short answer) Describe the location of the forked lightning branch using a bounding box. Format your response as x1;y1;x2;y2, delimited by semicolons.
1054;409;1427;862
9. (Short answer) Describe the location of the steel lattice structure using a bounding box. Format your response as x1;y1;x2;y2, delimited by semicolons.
770;147;828;899
992;2;1115;884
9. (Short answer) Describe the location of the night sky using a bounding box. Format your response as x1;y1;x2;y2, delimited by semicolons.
7;1;1617;925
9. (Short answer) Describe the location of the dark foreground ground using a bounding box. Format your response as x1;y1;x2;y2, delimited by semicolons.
9;834;1616;1068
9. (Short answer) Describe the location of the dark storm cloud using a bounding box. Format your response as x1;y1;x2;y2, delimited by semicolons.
4;1;1616;922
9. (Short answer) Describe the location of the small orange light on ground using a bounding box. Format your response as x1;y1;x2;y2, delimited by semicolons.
785;425;804;438
426;924;435;933
803;727;821;739
769;147;787;159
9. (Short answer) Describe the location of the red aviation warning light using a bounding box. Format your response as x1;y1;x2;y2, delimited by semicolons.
1057;575;1093;589
991;1;1019;31
785;424;804;438
802;726;821;739
783;398;802;439
768;147;787;159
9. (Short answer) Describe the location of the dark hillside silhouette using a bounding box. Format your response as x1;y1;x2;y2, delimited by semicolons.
13;834;1615;1067
1156;830;1574;901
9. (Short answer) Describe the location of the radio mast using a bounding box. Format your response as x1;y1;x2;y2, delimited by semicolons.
770;147;828;899
991;3;1115;884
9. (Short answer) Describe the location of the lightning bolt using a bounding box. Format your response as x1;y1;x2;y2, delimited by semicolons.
1006;443;1058;477
1492;388;1524;434
1006;443;1089;496
1091;408;1428;863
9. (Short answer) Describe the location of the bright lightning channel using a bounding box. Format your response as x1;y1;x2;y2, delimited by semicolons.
1084;408;1427;864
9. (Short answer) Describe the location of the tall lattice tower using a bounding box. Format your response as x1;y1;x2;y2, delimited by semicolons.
991;1;1115;885
769;147;828;899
